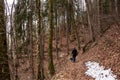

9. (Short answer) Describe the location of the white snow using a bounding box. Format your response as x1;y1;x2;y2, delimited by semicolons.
85;61;118;80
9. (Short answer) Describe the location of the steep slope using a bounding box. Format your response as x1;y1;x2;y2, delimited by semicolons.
51;25;120;80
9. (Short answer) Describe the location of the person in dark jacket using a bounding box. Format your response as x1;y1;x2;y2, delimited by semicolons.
71;47;78;62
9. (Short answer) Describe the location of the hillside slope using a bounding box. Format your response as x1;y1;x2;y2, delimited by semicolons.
51;25;120;80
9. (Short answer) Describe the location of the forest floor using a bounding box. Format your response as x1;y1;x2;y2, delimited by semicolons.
51;25;120;80
16;24;120;80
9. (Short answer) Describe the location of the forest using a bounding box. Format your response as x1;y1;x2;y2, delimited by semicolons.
0;0;120;80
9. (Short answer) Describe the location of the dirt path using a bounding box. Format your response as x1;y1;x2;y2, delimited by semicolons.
51;52;94;80
51;25;120;80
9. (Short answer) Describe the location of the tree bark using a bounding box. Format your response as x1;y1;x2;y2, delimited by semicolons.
36;0;44;79
48;0;55;76
66;0;70;54
85;0;95;42
28;5;35;80
97;0;101;36
55;9;59;59
0;0;10;80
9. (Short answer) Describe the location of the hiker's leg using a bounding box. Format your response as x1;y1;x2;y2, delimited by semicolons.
74;57;76;62
73;57;75;62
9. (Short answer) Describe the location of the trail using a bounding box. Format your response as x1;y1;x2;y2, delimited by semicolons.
52;50;96;80
51;25;120;80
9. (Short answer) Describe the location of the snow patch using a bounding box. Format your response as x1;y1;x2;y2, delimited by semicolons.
85;61;118;80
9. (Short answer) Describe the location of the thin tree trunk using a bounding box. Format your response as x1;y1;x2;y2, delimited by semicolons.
97;0;101;36
29;8;35;80
115;0;118;16
10;1;18;80
48;0;55;76
114;0;120;33
85;0;95;42
36;0;44;79
55;9;59;59
66;0;70;54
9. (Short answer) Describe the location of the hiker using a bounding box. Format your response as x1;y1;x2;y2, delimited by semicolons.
71;47;78;62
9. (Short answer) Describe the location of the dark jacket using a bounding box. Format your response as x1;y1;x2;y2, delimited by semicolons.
72;48;78;57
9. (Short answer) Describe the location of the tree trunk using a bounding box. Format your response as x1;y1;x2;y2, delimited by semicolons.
10;2;18;80
97;0;101;36
28;5;35;80
85;0;95;42
115;0;118;16
0;0;10;79
66;0;70;54
48;0;55;76
55;9;59;59
36;0;44;79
